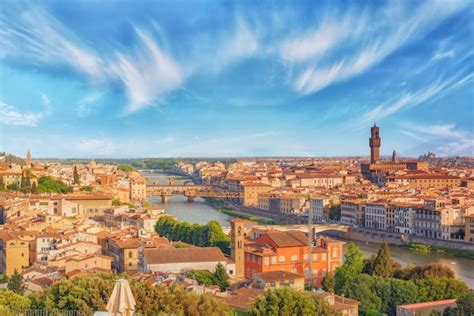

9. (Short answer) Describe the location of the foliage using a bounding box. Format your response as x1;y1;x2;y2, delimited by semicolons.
416;277;470;302
321;275;335;294
394;263;455;282
7;270;26;295
29;273;228;315
208;199;282;225
143;201;152;209
37;176;73;194
372;241;393;278
73;165;80;185
251;287;335;316
449;290;474;315
6;183;19;191
117;164;138;172
31;182;37;194
80;185;93;192
155;216;231;255
0;289;31;312
188;270;215;287
0;177;4;191
112;199;122;206
213;263;229;291
334;242;364;293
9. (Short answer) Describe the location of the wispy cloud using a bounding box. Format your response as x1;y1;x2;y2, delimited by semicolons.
76;138;117;156
0;101;44;126
77;91;105;117
41;93;50;106
283;0;470;94
433;50;455;61
356;72;474;127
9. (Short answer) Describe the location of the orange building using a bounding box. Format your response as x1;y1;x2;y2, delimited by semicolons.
243;230;343;286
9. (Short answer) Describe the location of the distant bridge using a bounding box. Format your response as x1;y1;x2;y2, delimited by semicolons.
146;184;242;203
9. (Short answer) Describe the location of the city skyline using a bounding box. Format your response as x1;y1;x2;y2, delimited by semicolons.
1;0;473;158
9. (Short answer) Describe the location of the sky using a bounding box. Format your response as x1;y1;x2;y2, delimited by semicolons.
0;0;473;158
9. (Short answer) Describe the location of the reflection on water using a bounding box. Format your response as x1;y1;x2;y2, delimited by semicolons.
339;238;474;289
149;195;232;227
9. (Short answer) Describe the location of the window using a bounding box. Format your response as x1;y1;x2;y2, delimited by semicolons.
291;255;298;261
264;257;269;265
271;256;277;264
278;256;285;262
128;251;133;258
270;281;276;287
322;268;327;276
257;257;261;265
322;253;327;261
313;254;318;261
332;248;338;258
303;254;308;260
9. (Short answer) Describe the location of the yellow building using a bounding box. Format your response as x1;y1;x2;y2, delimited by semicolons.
241;183;272;207
465;215;474;243
0;232;30;276
130;176;147;203
252;270;305;291
386;174;461;189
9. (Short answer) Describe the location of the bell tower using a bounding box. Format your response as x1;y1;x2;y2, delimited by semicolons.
369;124;381;163
230;218;245;279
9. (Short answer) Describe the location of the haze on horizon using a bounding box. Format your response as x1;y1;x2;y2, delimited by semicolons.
0;0;473;158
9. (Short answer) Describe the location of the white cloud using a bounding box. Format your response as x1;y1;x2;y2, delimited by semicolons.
109;28;183;113
357;72;474;127
437;138;474;156
77;91;105;117
433;49;455;60
0;101;44;126
41;93;50;106
0;7;103;79
284;0;470;94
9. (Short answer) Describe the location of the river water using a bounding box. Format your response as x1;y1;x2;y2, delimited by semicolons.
144;171;474;288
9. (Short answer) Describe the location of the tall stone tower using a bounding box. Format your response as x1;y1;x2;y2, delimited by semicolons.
369;123;381;163
230;218;245;279
26;148;32;166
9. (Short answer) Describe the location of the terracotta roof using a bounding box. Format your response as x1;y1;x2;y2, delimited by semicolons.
262;231;308;248
397;299;457;310
215;288;263;310
144;247;227;264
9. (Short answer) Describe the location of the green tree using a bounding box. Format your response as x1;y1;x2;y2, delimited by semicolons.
321;275;335;294
387;278;419;315
7;269;26;295
416;277;469;302
334;242;365;293
0;289;31;312
251;287;334;316
73;165;80;185
0;177;4;191
117;164;138;172
31;182;38;194
80;185;93;192
344;274;382;315
37;176;73;194
372;241;393;278
213;263;229;291
112;199;122;206
7;183;19;191
451;290;474;315
396;263;455;282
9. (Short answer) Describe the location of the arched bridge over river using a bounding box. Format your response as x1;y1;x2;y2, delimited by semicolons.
146;183;242;203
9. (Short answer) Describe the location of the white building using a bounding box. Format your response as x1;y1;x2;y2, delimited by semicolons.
364;202;387;230
310;197;330;222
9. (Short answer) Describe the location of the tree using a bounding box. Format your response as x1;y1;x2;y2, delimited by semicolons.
416;277;469;302
80;185;93;192
396;263;455;282
334;242;365;293
251;287;334;316
7;183;19;191
0;289;31;312
112;199;122;206
321;275;335;294
451;290;474;315
0;177;4;190
7;269;26;295
73;165;80;185
213;263;229;291
372;241;393;278
344;274;382;314
31;182;38;194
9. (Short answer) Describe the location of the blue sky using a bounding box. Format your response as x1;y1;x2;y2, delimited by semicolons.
0;0;473;158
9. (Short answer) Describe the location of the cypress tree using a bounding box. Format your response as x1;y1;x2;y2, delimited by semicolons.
31;182;38;194
372;241;393;278
73;165;81;185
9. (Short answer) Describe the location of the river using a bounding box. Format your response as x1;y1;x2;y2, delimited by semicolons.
143;170;474;288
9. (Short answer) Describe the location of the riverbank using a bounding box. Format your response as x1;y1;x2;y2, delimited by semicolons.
393;242;474;261
206;199;283;225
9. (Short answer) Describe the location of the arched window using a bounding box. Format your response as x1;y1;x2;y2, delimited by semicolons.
128;251;133;258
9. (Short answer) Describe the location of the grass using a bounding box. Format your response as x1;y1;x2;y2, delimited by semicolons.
394;242;474;260
207;199;283;225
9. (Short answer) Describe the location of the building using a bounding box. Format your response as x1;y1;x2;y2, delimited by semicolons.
396;299;457;316
130;176;147;202
385;174;461;189
465;214;474;243
242;230;343;286
310;197;330;222
240;183;272;207
364;201;387;230
0;232;30;276
360;124;429;182
341;199;365;226
252;270;305;291
230;219;245;279
141;247;235;276
392;203;418;235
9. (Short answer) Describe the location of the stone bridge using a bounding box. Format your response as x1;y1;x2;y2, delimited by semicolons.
146;184;242;203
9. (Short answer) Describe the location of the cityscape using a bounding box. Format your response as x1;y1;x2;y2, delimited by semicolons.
1;1;473;316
